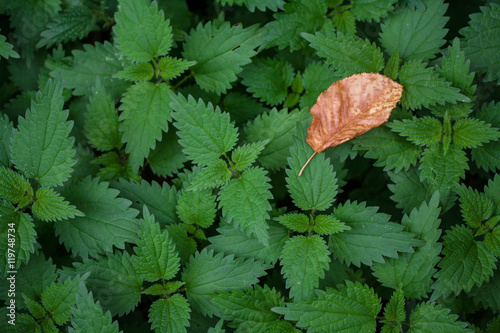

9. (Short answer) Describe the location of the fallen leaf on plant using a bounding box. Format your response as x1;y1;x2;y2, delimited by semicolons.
299;73;403;176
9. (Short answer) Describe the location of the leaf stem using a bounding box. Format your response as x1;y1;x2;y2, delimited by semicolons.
172;71;194;90
298;151;317;177
308;208;316;237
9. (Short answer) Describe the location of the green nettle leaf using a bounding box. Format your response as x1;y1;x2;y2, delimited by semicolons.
182;21;259;94
142;283;169;296
176;188;217;228
166;224;197;264
431;225;497;301
207;319;225;333
207;221;289;265
57;177;140;258
92;151;136;181
119;82;172;168
382;288;406;333
218;167;273;245
470;270;500;313
260;0;328;51
149;295;191;333
444;116;454;152
300;62;340;109
85;79;122;152
453;118;500;149
244;108;310;171
388;117;443;147
399;60;467;110
222;91;268;124
286;128;338;211
52;41;132;100
273;281;382;332
457;184;494;229
211;285;285;331
158;56;197;80
372;192;442;299
351;0;398;22
353;126;421;172
148;130;187;177
379;0;448;61
485;227;500;256
472;101;500;172
313;214;350;235
8;254;55;313
170;92;238;165
41;317;58;332
111;178;179;226
114;62;154;82
408;302;470;332
487;317;500;333
32;187;83;222
37;6;97;48
384;51;401;81
231;140;269;171
485;175;500;215
460;3;500;83
332;9;356;35
188;159;232;191
92;152;124;176
0;114;14;167
182;249;270;317
11;314;40;332
0;167;32;203
0;31;20;59
4;91;36;124
155;281;185;295
330;200;424;267
275;213;309;233
24;295;46;319
71;145;99;181
431;38;476;119
114;0;173;62
41;275;84;325
419;144;468;209
133;208;180;281
280;235;330;301
239;57;294;106
68;252;142;316
6;0;59;62
0;204;36;276
388;167;430;214
11;77;76;187
69;282;120;333
4;2;500;331
303;31;385;77
217;0;285;12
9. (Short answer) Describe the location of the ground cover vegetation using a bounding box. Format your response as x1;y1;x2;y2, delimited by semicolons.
0;0;500;332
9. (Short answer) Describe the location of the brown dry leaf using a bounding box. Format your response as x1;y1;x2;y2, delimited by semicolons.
299;73;403;176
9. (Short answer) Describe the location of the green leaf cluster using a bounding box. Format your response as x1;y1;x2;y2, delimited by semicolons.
170;91;273;245
1;0;499;332
132;208;190;331
23;274;90;331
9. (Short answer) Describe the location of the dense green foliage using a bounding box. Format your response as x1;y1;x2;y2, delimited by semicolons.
1;0;500;332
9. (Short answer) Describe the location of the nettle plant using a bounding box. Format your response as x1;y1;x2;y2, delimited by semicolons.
0;0;500;332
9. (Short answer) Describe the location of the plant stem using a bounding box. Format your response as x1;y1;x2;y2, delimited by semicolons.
298;151;317;177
